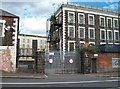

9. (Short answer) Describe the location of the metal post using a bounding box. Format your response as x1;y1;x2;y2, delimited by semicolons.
62;51;65;73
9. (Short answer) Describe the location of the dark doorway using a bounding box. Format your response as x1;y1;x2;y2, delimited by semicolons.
91;58;97;73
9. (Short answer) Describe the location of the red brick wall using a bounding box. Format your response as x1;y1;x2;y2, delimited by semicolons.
0;48;13;72
97;53;120;68
0;17;14;20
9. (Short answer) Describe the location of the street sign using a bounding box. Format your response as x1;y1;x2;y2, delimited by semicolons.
49;59;53;64
69;59;73;64
112;58;120;68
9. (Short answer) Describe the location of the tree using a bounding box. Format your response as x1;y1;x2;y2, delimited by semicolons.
81;43;99;54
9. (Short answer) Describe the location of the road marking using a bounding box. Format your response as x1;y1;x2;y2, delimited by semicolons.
110;77;120;79
44;74;48;78
1;80;119;85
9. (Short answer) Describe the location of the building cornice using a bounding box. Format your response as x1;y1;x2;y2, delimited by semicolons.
19;34;47;38
55;4;119;16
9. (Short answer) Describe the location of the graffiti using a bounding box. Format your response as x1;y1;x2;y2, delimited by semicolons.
114;60;120;66
0;47;13;72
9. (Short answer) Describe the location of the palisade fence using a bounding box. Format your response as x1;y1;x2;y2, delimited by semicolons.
45;51;81;74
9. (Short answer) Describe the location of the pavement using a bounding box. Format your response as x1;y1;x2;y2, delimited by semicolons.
0;72;47;79
0;71;119;79
88;72;119;77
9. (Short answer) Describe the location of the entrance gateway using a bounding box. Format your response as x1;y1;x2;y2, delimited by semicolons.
45;51;81;74
17;50;97;74
35;51;98;74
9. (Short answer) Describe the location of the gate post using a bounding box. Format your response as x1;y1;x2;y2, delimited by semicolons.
34;51;38;73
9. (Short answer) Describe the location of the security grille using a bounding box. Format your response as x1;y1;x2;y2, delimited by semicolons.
45;51;81;74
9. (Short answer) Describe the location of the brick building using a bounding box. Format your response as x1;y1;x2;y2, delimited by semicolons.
47;4;120;73
47;4;119;52
0;9;19;72
17;34;47;71
97;53;120;72
97;45;120;72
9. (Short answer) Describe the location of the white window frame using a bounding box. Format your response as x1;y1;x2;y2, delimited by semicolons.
114;43;119;45
0;20;5;37
88;27;95;39
68;12;75;23
68;25;75;38
78;26;85;38
114;30;119;41
107;30;113;40
88;14;94;25
100;42;106;45
107;17;112;28
113;18;118;28
80;41;85;44
100;29;106;40
78;13;85;24
89;42;95;45
68;40;75;51
100;16;105;27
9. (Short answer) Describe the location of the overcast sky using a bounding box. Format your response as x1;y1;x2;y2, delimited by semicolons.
0;0;119;36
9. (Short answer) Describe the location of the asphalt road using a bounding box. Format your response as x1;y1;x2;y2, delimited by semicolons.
1;74;120;88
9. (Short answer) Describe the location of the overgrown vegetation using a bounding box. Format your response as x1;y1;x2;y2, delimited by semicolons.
77;44;99;54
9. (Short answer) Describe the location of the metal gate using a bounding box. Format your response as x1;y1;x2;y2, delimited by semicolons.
45;51;81;74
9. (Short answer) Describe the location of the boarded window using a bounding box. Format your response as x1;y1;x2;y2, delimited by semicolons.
107;31;113;40
100;30;106;40
89;28;95;39
108;19;112;28
68;13;74;23
100;17;105;27
68;27;75;38
114;31;119;41
89;16;94;25
79;28;85;38
69;43;74;51
0;23;3;36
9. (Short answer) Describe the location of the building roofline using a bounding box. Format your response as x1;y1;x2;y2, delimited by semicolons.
18;34;47;38
55;4;119;16
0;9;19;18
